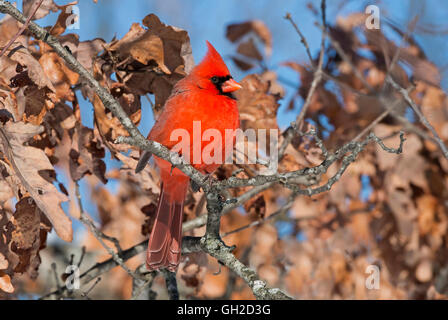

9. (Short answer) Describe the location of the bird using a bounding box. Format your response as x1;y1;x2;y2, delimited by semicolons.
135;41;241;272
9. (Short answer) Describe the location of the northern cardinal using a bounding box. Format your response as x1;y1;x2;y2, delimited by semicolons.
135;41;241;272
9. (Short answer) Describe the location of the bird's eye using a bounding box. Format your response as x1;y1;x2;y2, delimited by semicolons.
211;76;219;84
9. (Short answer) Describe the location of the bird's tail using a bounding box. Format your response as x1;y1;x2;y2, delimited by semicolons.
146;163;189;272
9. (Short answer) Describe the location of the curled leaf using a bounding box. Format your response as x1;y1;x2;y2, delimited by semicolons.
0;121;72;241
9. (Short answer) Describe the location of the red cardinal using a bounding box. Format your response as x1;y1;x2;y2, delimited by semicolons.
136;41;241;272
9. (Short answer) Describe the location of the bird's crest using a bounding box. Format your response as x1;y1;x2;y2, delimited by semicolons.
191;41;230;78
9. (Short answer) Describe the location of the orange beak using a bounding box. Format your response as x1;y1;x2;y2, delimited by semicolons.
221;78;242;93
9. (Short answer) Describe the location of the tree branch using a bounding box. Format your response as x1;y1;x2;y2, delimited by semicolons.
387;76;448;159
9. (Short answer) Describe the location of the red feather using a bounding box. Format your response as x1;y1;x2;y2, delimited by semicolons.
143;42;241;271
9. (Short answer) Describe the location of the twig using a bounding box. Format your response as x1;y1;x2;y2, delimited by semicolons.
144;94;157;117
224;133;404;237
199;235;292;300
282;0;327;159
41;129;404;300
0;0;44;58
288;131;405;196
131;278;154;300
387;76;448;159
80;277;101;300
131;265;156;300
222;195;295;238
162;269;179;300
216;130;404;191
40;237;203;300
51;262;61;296
383;16;419;86
77;246;86;267
352;94;408;142
75;182;137;280
321;25;375;92
284;13;314;65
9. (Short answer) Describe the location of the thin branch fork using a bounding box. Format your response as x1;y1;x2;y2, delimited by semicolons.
281;0;327;160
387;76;448;160
0;0;44;57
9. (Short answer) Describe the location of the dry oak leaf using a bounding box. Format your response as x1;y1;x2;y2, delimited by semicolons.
142;13;194;74
235;74;280;132
0;121;72;241
237;38;263;61
230;56;254;71
0;46;55;92
108;22;170;74
0;272;13;293
59;34;105;72
93;83;141;152
39;51;79;101
95;13;192;113
69;123;107;184
0;209;19;286
0;14;24;48
111;14;193;113
114;151;160;193
0;83;18;121
363;26;441;87
226;20;272;57
0;253;7;270
23;0;58;20
9;197;50;277
0;179;13;205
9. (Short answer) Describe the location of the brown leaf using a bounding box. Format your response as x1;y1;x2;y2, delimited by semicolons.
23;0;58;20
237;38;262;61
59;34;105;72
364;27;441;86
416;259;433;282
142;14;194;73
69;123;107;183
0;252;7;270
1;46;55;91
39;52;79;101
0;15;23;49
235;74;280;132
260;71;285;98
16;85;53;125
140;202;157;237
109;23;170;74
93;83;141;153
114;151;160;193
0;272;13;293
231;56;254;71
0;84;18;121
180;251;208;290
10;197;48;276
114;14;193;113
226;20;272;57
244;194;266;220
0;121;72;241
92;14;193;117
0;179;13;205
